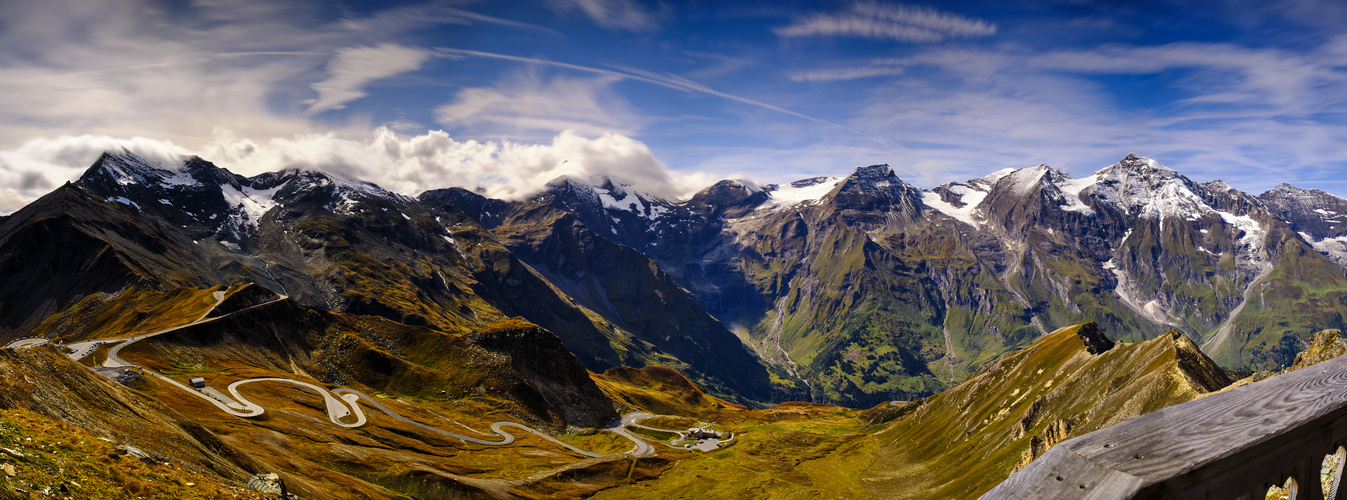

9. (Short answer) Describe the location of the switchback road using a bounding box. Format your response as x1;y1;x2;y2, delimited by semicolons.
67;287;658;459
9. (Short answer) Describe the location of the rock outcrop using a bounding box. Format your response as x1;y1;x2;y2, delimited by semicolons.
246;472;295;499
1288;329;1347;371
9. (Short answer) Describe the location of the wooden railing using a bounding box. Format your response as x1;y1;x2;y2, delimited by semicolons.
982;352;1347;499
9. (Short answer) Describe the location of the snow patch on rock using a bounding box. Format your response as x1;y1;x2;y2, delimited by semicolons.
108;196;139;209
221;181;285;231
765;176;843;207
1216;211;1266;249
1301;232;1347;266
922;191;981;227
1057;172;1103;215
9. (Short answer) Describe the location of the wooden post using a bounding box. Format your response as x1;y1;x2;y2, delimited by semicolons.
1299;458;1328;500
1329;447;1347;500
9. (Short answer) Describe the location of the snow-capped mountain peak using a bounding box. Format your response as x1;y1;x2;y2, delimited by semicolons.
1260;183;1347;208
84;150;199;190
542;174;675;229
76;150;410;242
828;164;922;197
279;169;410;205
995;164;1071;197
1089;154;1210;220
1098;153;1179;181
829;164;917;196
593;177;667;217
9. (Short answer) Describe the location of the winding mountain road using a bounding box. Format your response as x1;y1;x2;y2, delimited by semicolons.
2;338;48;349
332;389;648;457
65;287;659;459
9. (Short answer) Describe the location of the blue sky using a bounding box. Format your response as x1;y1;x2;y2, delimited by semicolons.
1;0;1346;210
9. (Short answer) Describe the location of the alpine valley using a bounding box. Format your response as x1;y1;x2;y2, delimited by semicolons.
0;150;1345;498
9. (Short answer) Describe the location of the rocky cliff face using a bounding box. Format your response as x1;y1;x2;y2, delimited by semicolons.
465;319;619;428
1259;183;1347;266
1284;329;1347;372
420;187;775;403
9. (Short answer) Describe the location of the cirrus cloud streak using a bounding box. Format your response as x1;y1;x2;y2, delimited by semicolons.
306;44;432;115
775;2;996;43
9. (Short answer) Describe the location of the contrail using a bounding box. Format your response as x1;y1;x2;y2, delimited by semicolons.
435;47;835;126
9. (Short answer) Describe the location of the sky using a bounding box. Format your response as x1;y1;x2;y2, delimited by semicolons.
2;0;1347;212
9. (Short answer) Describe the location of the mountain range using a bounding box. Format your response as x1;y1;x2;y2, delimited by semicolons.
3;151;1346;409
428;152;1347;406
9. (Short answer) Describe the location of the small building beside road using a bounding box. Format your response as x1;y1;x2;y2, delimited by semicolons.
190;377;207;389
688;427;720;439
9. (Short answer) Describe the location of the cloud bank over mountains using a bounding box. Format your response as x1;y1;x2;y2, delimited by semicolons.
0;129;711;213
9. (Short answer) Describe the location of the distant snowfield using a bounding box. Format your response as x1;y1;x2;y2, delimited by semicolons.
763;177;841;207
921;191;980;226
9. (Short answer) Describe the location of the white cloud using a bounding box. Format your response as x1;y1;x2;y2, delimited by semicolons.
852;2;996;37
776;15;945;42
546;0;657;31
790;66;903;82
306;44;431;115
433;71;642;139
1022;43;1346;114
775;2;996;43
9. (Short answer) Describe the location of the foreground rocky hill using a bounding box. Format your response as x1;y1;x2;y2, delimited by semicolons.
0;345;259;485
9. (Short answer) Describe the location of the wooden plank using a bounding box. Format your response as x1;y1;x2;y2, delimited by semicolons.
1068;355;1347;479
1136;418;1343;499
989;353;1347;498
980;447;1142;499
